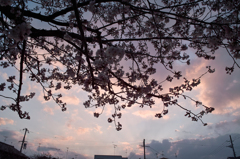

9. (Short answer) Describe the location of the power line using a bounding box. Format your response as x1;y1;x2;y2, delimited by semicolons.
208;140;229;156
148;146;160;154
232;135;240;142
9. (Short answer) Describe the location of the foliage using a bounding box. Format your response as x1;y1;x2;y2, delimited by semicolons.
0;0;239;130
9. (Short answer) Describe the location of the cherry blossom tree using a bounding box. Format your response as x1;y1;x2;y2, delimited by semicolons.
0;0;239;130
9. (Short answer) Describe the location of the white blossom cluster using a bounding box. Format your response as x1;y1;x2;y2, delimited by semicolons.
88;0;96;13
93;46;125;85
94;46;125;68
0;0;13;6
8;22;32;42
63;33;72;41
105;46;125;64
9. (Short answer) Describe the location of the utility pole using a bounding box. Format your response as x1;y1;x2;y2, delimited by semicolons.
229;135;237;159
113;144;117;155
140;139;149;159
143;139;146;159
38;143;41;150
20;128;29;153
38;143;41;155
66;147;69;159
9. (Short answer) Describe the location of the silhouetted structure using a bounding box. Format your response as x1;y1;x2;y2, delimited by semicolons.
227;157;240;159
95;155;128;159
0;141;29;159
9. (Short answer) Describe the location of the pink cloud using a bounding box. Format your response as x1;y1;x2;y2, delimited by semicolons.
184;50;240;115
132;110;169;120
0;118;14;125
76;127;90;134
179;125;184;129
66;118;73;129
94;125;103;134
61;95;80;105
43;106;55;115
54;135;73;141
0;72;8;80
132;110;156;119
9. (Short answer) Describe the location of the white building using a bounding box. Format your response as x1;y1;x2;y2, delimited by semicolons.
94;155;128;159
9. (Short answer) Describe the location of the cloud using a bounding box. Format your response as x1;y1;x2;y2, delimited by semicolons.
137;134;240;159
37;146;61;152
43;106;55;115
54;135;73;141
184;49;240;115
0;129;88;159
215;120;229;129
120;142;130;145
132;110;169;120
36;82;81;106
0;129;23;150
180;125;184;129
66;118;73;129
208;117;240;130
61;95;80;105
132;110;155;119
76;127;91;134
0;118;14;125
0;129;18;138
128;152;142;159
0;72;8;80
94;125;103;134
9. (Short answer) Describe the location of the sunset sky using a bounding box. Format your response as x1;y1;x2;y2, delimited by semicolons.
1;44;240;159
0;1;240;159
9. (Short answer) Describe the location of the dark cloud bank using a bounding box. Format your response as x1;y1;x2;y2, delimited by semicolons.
129;134;240;159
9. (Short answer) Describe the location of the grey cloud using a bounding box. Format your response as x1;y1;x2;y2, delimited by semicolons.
128;152;142;159
37;146;61;152
215;121;230;129
0;129;17;137
232;116;240;125
134;134;240;159
0;129;21;149
208;116;240;130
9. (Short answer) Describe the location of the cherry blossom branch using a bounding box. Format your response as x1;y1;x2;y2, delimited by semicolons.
223;42;240;69
48;0;123;19
103;37;204;42
174;102;206;125
125;2;239;26
0;94;16;101
16;40;26;118
24;61;67;111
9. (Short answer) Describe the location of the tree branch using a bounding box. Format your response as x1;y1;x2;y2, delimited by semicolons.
16;40;26;118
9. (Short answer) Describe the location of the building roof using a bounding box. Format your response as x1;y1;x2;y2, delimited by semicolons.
0;141;29;158
94;155;128;159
